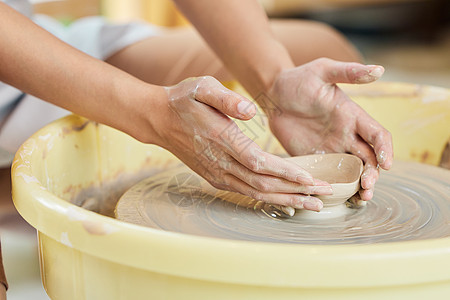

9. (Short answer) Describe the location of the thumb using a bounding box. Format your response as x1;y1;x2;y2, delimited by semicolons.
194;77;257;120
317;58;384;84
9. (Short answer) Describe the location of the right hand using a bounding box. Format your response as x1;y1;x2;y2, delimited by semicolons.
152;76;332;211
264;59;393;202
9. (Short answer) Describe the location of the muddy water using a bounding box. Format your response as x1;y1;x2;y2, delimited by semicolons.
114;160;450;245
71;167;169;218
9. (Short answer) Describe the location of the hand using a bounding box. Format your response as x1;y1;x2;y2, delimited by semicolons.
153;76;333;211
264;58;393;201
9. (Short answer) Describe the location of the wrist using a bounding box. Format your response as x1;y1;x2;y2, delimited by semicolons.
242;39;294;99
252;58;293;120
108;80;169;147
130;84;169;147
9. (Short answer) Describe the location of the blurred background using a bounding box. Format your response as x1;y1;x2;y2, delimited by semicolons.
2;0;450;299
32;0;450;88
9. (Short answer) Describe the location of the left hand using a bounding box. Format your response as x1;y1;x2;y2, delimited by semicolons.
155;76;331;211
262;58;393;201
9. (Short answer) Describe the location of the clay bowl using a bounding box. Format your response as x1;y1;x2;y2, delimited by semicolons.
286;153;364;207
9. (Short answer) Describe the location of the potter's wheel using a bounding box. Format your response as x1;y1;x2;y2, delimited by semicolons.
116;160;450;245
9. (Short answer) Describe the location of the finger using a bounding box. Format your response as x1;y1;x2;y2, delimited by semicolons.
359;187;374;201
349;137;379;189
355;111;394;170
267;204;297;217
360;163;379;190
272;205;296;217
316;58;384;85
347;194;366;208
223;174;324;211
349;138;379;201
217;124;316;185
314;178;331;186
194;76;256;120
360;163;379;201
238;145;316;185
226;156;333;195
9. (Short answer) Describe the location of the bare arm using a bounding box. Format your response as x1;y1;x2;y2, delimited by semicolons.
0;242;6;299
0;2;165;143
173;0;294;97
173;0;393;202
0;2;327;211
0;284;5;300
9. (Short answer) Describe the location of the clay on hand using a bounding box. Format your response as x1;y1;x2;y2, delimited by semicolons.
155;76;333;212
264;58;393;202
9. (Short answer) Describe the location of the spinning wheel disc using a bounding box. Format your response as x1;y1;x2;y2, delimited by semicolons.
116;161;450;245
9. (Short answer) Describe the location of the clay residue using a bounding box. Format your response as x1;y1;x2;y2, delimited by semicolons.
410;150;435;164
62;120;92;135
440;138;450;169
70;167;166;218
82;220;117;235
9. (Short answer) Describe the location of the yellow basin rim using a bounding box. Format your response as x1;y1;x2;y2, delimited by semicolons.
11;82;450;289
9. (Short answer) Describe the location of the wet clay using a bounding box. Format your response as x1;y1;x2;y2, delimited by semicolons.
115;160;450;245
71;167;166;218
287;154;363;207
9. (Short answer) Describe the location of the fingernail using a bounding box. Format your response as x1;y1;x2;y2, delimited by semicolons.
302;198;323;212
356;199;367;207
281;206;295;217
368;66;384;78
237;101;255;116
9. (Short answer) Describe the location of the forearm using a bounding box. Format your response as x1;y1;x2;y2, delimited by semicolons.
0;284;4;300
0;3;165;144
0;242;6;296
173;0;294;97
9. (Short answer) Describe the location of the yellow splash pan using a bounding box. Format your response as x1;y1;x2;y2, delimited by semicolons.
12;82;450;299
